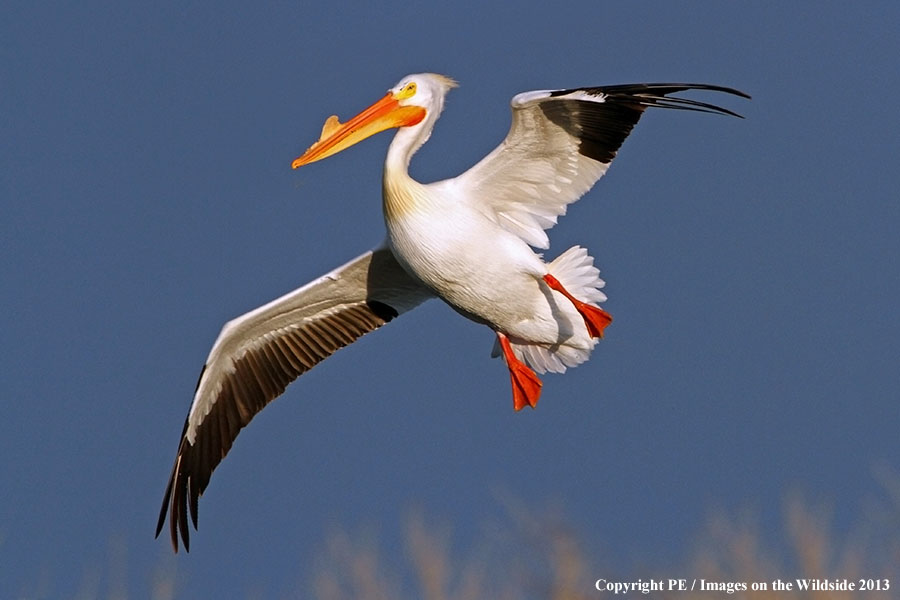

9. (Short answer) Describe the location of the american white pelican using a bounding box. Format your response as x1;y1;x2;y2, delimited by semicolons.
157;73;748;551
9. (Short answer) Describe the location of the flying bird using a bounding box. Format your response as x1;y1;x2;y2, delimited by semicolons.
157;72;748;551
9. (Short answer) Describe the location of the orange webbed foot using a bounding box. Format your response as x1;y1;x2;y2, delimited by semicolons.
497;333;542;411
542;273;612;338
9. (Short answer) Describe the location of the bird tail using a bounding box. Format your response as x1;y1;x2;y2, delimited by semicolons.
546;245;607;306
493;246;608;374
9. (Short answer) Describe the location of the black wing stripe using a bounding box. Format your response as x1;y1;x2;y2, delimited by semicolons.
540;100;642;163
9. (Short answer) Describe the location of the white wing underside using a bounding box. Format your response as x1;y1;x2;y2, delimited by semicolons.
186;246;430;442
450;83;748;250
452;90;612;249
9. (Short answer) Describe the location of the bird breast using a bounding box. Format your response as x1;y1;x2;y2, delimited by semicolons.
383;175;550;331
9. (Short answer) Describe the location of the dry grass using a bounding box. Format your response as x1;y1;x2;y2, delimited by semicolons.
309;473;900;600
20;469;899;598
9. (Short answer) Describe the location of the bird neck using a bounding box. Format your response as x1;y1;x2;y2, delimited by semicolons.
384;114;436;174
382;156;422;223
382;113;440;221
382;123;436;223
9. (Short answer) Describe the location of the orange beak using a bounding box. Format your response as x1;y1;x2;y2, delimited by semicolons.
292;92;426;168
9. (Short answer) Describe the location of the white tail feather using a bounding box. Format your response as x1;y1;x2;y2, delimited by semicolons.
546;245;607;304
493;246;607;374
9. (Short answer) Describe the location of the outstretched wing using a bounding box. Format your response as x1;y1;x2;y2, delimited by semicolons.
453;83;749;248
156;246;432;552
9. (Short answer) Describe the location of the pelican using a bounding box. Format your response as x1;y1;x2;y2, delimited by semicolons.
157;72;748;551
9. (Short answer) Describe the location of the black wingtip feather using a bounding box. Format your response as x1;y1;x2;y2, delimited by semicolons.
595;82;749;118
549;82;749;117
541;82;748;163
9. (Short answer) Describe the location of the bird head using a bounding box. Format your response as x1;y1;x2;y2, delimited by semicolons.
291;73;457;168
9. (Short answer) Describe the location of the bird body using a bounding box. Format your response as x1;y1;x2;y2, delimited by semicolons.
378;75;612;373
384;171;597;362
157;72;748;551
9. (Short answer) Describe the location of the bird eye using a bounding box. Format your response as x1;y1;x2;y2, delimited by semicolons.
397;82;417;99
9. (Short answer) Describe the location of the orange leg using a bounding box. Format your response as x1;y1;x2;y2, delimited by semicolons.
542;273;612;339
497;333;542;411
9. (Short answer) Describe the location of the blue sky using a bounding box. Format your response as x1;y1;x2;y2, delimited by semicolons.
3;2;898;597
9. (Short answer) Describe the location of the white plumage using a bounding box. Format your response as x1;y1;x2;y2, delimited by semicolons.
157;72;748;551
